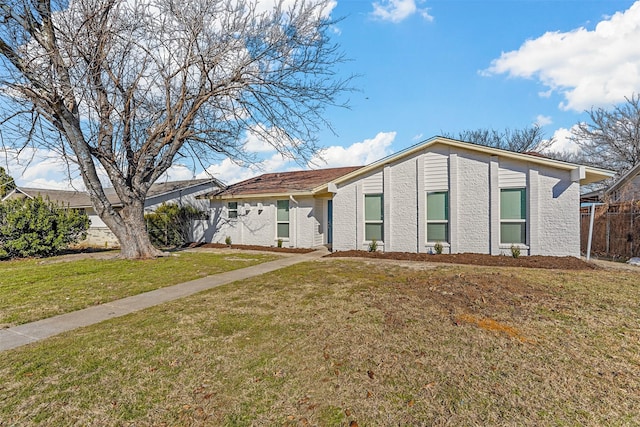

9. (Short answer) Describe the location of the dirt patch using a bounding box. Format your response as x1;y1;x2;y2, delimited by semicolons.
326;250;597;270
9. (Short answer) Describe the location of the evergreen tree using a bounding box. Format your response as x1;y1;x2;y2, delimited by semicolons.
0;168;16;198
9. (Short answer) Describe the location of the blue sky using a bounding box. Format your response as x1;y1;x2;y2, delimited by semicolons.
311;0;639;157
5;0;640;188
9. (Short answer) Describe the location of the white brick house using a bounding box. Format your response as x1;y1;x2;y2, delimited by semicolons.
201;137;613;257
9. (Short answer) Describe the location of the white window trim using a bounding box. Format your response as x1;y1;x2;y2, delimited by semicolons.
426;190;449;244
364;193;384;242
499;187;527;245
228;201;238;219
276;200;290;240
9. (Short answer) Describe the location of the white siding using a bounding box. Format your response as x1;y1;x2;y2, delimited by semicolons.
534;166;580;256
197;143;584;257
388;157;418;252
196;196;322;249
424;151;449;191
314;198;325;247
362;171;383;193
455;151;491;254
499;160;527;188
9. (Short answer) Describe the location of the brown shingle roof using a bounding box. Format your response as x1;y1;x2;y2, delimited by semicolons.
7;179;222;208
6;187;120;208
212;167;362;197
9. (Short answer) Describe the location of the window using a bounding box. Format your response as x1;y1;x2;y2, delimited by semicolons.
500;188;526;244
364;194;383;241
228;201;238;219
277;200;289;239
426;191;449;242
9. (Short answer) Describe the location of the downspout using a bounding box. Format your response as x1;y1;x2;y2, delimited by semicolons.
586;203;603;261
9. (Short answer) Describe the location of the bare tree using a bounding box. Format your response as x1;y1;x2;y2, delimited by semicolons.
444;125;553;153
0;0;350;258
571;94;640;173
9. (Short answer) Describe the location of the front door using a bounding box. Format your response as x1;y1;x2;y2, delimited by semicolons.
327;199;333;245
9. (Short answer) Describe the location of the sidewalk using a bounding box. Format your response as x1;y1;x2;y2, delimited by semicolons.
0;248;328;352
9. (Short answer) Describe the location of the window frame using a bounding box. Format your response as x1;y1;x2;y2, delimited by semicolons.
426;191;449;243
276;199;290;239
500;188;527;245
364;193;384;242
227;201;238;219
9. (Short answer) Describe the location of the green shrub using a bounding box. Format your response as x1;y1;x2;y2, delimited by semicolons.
0;195;89;259
434;241;444;254
225;236;232;246
145;203;206;248
277;238;283;248
368;238;378;252
510;244;521;259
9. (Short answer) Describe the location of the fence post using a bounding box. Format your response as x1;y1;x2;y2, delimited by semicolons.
606;211;610;256
587;203;596;261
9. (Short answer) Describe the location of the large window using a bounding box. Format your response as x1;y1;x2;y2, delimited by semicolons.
364;194;383;241
277;200;290;239
500;188;526;244
426;191;449;242
228;201;238;219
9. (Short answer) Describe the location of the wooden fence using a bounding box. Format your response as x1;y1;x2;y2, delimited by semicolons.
580;201;640;259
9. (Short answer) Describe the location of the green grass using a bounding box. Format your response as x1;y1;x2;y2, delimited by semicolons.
0;259;639;426
0;251;278;326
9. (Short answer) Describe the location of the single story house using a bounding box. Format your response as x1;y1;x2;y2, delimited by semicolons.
3;178;223;247
199;137;613;257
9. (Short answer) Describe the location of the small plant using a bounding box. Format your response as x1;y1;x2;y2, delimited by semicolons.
510;244;521;259
225;236;232;246
368;238;378;252
434;241;443;255
277;238;283;248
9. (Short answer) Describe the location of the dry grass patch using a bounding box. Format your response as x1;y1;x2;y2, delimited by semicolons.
0;260;638;426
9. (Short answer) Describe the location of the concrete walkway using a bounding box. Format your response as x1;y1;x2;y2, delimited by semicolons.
0;248;328;352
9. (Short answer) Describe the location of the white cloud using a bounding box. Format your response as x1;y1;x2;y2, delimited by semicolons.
198;132;396;185
0;148;86;190
544;126;582;154
484;1;640;111
159;164;198;182
309;131;395;167
371;0;433;23
2;131;397;188
255;0;337;18
200;158;263;184
243;126;282;153
535;115;553;127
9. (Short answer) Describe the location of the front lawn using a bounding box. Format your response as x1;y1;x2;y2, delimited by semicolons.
0;251;278;327
1;259;639;425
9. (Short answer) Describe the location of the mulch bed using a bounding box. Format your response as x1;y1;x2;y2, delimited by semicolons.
187;242;596;270
188;242;315;254
325;250;597;270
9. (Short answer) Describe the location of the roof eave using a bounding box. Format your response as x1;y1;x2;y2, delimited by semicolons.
324;136;615;187
148;178;224;199
604;162;640;195
582;168;616;185
208;191;316;200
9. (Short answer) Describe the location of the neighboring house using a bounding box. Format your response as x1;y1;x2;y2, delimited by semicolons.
3;178;223;247
581;162;640;203
199;136;613;257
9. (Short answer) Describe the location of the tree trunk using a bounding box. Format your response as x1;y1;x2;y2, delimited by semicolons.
104;200;164;259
